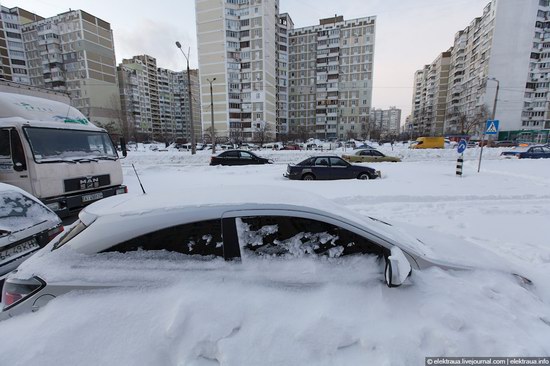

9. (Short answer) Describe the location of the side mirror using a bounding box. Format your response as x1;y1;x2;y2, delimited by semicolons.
120;137;127;157
13;162;25;172
384;247;412;288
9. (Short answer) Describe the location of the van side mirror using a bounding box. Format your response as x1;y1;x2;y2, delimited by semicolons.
120;137;127;157
384;247;412;288
13;162;25;172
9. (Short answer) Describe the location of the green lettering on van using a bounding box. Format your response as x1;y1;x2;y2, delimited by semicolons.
64;118;89;125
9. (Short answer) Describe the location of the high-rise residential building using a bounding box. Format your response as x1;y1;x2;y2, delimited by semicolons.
0;6;43;83
369;107;402;138
413;0;550;142
275;12;293;137
196;0;279;143
20;10;121;131
196;2;376;142
118;55;201;142
288;15;376;140
411;51;451;136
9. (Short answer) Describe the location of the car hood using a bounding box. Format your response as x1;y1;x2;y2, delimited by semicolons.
361;216;515;272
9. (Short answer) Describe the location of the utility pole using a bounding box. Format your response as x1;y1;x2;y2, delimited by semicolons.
207;78;216;154
478;77;499;173
175;41;196;155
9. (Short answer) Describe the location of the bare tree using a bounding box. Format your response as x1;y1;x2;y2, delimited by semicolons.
254;121;273;147
454;104;489;136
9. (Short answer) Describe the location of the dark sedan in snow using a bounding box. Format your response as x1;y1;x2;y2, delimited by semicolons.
500;145;550;159
284;156;380;180
210;150;272;166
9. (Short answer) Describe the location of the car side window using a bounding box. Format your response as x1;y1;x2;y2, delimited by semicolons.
329;157;347;167
372;151;384;157
223;151;239;158
314;158;329;166
0;129;11;159
236;216;388;259
102;219;223;257
299;158;314;166
240;151;253;159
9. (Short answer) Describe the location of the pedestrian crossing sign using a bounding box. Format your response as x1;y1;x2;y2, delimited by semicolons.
485;120;499;135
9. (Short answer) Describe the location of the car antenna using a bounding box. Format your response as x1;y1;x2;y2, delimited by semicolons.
132;163;146;194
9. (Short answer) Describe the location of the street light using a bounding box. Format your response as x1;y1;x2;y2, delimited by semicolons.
207;77;216;154
478;77;499;173
175;41;196;155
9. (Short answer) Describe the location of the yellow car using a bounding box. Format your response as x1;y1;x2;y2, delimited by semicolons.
342;149;401;163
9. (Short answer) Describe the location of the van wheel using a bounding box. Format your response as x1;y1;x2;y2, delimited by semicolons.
302;174;315;181
358;173;371;180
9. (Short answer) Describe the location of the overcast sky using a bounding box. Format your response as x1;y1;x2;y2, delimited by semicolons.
2;0;489;122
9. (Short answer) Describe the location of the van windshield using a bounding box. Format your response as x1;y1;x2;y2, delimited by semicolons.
23;127;118;163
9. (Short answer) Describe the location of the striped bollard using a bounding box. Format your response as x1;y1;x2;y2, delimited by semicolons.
456;155;464;176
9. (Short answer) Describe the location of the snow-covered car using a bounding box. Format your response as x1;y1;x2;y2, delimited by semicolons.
210;150;272;166
0;183;63;278
0;187;529;319
500;145;550;159
342;149;401;163
284;156;380;180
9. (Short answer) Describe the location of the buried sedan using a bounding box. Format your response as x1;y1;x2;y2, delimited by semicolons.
284;156;380;180
0;186;534;319
342;149;401;163
0;183;63;279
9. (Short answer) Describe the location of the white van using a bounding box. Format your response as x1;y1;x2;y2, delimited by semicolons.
0;91;127;217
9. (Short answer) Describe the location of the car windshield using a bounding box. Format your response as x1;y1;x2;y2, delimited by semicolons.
0;190;58;234
23;127;118;163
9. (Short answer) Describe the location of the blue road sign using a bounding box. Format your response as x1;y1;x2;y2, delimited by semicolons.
457;139;467;154
485;120;499;135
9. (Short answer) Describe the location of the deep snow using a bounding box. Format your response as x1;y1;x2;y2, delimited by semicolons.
0;146;549;366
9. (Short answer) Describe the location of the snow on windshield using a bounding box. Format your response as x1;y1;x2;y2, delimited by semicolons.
24;127;117;162
0;190;58;234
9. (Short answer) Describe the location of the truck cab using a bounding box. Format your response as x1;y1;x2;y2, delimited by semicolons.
0;91;126;218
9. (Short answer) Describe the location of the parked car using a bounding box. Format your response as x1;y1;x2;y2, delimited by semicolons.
0;183;63;278
1;187;531;319
210;150;272;166
500;145;550;159
284;156;380;180
494;140;518;147
355;144;376;150
342;149;401;163
280;144;301;151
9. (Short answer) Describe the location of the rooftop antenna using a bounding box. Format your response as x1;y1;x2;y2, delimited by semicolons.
132;163;146;194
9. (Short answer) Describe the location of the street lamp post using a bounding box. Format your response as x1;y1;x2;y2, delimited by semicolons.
207;78;216;154
478;77;499;173
175;41;196;155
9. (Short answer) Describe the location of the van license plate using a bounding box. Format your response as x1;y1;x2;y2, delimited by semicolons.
0;239;39;264
82;192;103;203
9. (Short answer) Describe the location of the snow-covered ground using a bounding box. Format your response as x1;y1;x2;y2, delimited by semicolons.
0;147;549;365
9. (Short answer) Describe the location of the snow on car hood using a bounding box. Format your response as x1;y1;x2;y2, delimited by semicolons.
354;215;515;272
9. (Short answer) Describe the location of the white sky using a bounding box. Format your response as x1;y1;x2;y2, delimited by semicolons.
1;0;489;122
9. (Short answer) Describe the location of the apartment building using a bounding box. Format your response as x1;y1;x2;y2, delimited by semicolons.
288;15;376;140
118;55;201;142
196;0;279;143
0;6;42;83
275;12;293;136
19;10;121;130
411;51;451;136
369;107;402;138
413;0;550;142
